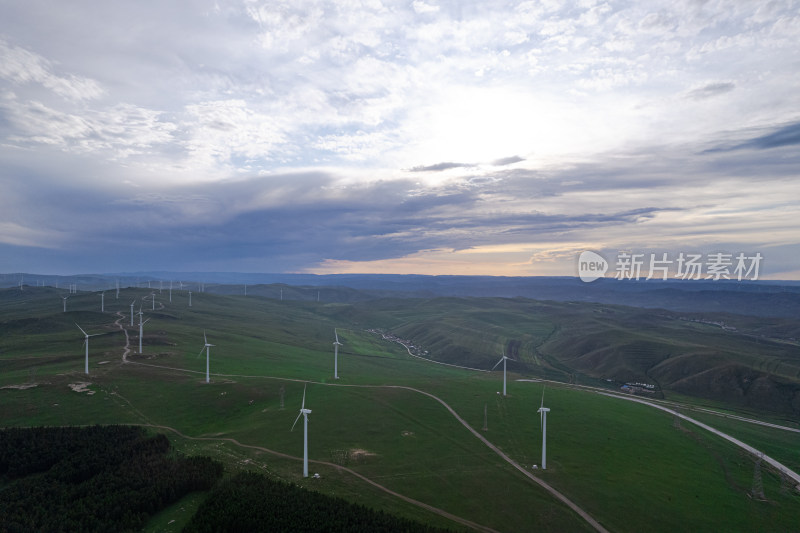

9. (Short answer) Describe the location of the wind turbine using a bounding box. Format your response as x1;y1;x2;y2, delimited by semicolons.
538;386;550;470
138;308;150;354
333;329;342;379
491;350;511;397
62;295;68;313
99;291;105;313
150;292;156;310
291;383;312;477
129;299;136;327
188;291;192;307
198;331;214;383
76;324;101;374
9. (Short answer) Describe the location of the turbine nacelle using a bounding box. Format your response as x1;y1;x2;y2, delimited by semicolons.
203;331;215;349
76;323;100;339
291;384;311;431
491;354;509;370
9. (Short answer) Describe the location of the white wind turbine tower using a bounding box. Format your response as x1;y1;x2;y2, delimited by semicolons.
76;324;101;375
491;349;511;397
333;329;342;379
188;291;192;307
62;295;68;313
150;292;156;310
129;299;136;327
538;386;551;470
99;292;105;313
169;280;172;302
198;331;214;383
137;307;148;354
291;383;312;477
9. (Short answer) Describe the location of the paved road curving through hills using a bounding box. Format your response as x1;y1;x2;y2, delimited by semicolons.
595;392;800;487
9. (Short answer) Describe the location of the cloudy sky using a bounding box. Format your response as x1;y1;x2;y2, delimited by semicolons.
1;0;799;278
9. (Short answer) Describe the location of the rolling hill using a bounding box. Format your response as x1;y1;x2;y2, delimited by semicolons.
1;285;798;532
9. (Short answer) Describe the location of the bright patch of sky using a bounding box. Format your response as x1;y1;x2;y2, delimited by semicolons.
1;1;799;277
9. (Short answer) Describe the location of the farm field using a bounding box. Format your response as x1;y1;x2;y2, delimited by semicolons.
1;286;799;532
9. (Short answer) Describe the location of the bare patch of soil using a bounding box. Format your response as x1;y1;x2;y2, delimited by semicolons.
69;382;95;395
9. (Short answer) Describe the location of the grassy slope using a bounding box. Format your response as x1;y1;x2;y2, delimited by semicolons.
1;287;799;533
359;296;800;418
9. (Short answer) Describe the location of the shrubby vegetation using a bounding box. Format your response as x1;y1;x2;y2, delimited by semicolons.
184;471;453;533
0;425;223;532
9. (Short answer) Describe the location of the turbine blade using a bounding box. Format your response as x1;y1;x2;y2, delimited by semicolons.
197;346;205;358
540;384;546;409
204;330;208;345
335;328;339;343
142;318;150;325
75;323;88;336
291;411;302;431
491;355;505;370
301;383;307;410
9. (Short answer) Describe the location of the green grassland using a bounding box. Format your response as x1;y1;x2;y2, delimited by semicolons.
1;286;799;532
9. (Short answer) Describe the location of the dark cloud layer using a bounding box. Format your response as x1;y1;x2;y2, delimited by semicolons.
686;82;735;100
491;155;525;166
703;121;800;154
409;162;474;172
740;122;800;150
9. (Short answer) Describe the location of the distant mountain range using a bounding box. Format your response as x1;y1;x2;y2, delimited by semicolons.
2;272;798;318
